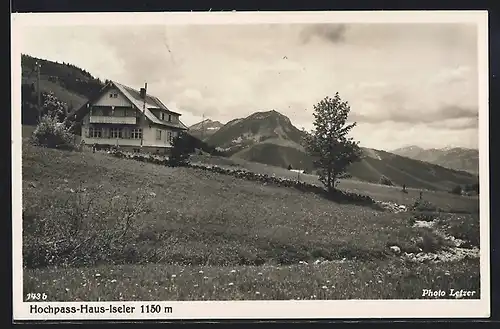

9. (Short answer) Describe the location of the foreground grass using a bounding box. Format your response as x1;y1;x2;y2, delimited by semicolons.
24;258;480;301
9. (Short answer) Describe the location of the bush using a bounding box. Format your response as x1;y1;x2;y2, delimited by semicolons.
379;175;394;186
450;185;462;195
167;133;192;167
412;199;438;212
30;113;76;150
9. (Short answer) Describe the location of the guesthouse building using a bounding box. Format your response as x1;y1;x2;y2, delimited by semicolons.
74;80;188;154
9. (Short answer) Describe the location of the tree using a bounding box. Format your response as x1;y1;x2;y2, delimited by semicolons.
303;93;362;192
450;185;462;195
167;132;192;167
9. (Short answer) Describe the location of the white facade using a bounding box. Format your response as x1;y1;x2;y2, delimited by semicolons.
79;84;184;152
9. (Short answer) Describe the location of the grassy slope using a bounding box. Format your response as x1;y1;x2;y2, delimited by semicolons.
190;154;479;214
22;62;90;111
22;143;480;301
349;149;478;191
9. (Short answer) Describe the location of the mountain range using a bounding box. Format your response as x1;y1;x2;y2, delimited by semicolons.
391;145;479;174
189;111;479;191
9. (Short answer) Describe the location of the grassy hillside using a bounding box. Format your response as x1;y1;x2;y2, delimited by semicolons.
349;149;478;191
21;54;104;125
190;153;479;214
22;142;479;300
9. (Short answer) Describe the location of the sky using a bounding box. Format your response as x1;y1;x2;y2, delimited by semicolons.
18;21;481;151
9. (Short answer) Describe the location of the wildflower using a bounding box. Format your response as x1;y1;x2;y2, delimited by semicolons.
228;282;234;286
326;280;330;284
171;274;177;278
199;270;204;274
257;272;263;276
445;271;450;276
203;276;209;280
322;286;328;289
65;288;70;292
255;292;260;295
230;270;236;273
95;273;101;277
110;279;117;283
194;284;199;288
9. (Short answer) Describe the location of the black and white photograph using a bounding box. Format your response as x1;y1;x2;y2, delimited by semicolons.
12;11;490;320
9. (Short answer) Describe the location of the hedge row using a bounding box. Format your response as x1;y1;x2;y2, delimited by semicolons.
108;150;381;209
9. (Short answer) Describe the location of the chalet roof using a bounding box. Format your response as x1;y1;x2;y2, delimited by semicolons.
73;80;188;130
111;81;187;130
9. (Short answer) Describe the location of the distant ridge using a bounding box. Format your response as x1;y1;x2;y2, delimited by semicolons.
392;145;479;174
188;119;224;140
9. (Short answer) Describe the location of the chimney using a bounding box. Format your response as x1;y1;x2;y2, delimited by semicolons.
140;82;147;99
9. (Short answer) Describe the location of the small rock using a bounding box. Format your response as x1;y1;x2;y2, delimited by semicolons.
389;245;401;254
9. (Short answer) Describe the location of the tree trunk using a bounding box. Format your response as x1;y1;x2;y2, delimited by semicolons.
327;169;332;192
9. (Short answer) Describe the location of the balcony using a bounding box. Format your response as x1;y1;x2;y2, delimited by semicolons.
89;116;137;124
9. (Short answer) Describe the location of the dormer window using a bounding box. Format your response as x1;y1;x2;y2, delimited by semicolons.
168;114;172;122
161;112;165;121
109;92;118;98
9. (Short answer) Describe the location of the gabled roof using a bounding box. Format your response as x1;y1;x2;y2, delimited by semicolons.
73;80;188;130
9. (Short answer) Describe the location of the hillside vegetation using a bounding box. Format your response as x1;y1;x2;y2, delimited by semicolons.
21;54;104;125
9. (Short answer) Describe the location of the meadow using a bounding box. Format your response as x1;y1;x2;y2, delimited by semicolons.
21;143;481;301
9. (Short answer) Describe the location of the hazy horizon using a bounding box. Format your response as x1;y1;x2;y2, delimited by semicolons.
19;21;480;151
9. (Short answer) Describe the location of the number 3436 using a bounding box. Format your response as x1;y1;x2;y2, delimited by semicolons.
26;293;47;301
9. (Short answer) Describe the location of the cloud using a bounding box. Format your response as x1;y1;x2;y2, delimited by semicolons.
18;22;480;150
349;104;478;125
300;24;347;44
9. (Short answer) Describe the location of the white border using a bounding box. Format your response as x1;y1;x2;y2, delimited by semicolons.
11;11;490;320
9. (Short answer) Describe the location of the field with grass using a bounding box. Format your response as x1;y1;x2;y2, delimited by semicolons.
22;143;481;301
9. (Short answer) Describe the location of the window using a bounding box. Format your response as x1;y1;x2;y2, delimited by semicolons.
109;92;118;98
102;108;110;116
161;112;165;121
167;131;173;143
168;114;172;122
131;128;142;139
156;129;162;140
111;128;122;138
89;127;102;138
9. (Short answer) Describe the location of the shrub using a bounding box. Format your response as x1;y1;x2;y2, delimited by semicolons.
412;199;438;212
416;229;448;253
379;175;394;186
168;132;192;167
30;113;76;150
450;185;462;195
